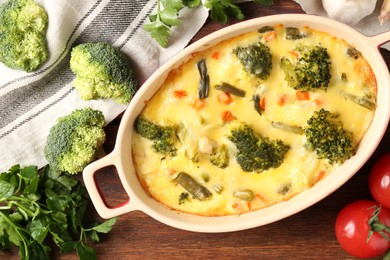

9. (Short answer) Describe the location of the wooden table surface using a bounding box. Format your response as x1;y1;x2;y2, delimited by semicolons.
4;0;390;259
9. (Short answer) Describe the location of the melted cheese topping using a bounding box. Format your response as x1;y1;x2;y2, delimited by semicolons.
131;25;377;216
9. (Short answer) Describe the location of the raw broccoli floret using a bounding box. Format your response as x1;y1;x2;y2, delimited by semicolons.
209;144;229;169
233;42;272;80
44;108;106;174
0;0;48;72
70;42;138;104
304;109;354;164
134;116;177;156
227;123;289;173
280;45;331;91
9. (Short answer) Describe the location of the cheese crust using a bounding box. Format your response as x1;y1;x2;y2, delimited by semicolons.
132;25;377;216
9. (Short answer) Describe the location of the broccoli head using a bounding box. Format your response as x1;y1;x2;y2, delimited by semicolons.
227;123;289;173
304;109;355;164
70;42;138;104
280;45;331;91
44;108;106;174
0;0;48;72
134;116;178;157
285;27;307;40
209;144;230;169
233;42;272;80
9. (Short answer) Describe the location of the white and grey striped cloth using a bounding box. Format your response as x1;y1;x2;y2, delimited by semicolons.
0;0;208;170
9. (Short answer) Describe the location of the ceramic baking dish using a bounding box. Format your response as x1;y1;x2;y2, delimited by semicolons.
83;14;390;233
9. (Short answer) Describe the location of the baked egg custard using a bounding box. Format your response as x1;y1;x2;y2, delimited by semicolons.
131;24;377;216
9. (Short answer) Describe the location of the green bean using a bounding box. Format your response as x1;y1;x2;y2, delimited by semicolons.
233;189;254;201
175;172;212;201
215;82;246;97
271;121;304;135
341;92;376;111
197;59;210;99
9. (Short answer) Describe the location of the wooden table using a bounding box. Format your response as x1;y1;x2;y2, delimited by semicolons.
4;0;390;259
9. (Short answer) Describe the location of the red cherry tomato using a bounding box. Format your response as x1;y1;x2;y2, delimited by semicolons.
369;154;390;209
335;200;390;258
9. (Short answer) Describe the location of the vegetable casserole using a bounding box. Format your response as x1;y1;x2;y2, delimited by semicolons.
131;24;377;216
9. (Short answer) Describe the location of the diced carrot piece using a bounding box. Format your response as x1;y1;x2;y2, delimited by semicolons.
173;90;187;98
189;98;206;110
167;168;176;175
263;31;277;42
247;201;252;210
296;91;310;100
217;92;233;105
211;51;222;60
259;95;266;111
277;94;288;106
288;50;299;59
316;170;326;182
231;202;249;212
255;193;267;203
314;99;323;106
221;110;236;122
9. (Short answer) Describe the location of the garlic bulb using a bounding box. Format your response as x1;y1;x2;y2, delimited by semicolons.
322;0;377;25
379;0;390;24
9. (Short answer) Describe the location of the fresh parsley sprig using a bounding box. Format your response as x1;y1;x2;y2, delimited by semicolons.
144;0;273;48
0;165;117;260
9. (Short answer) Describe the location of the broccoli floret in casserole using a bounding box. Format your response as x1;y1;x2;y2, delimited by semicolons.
134;116;178;157
233;42;272;80
227;122;290;173
209;144;230;169
280;45;331;92
70;42;138;104
0;0;48;72
44;108;106;175
285;27;307;40
304;109;355;164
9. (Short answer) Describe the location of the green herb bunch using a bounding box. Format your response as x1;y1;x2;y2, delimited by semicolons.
0;165;116;260
144;0;273;48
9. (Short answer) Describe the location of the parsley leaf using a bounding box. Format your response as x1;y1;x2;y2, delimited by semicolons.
89;218;117;233
183;0;201;8
160;7;181;26
144;0;273;47
0;165;117;259
144;20;171;48
144;0;183;48
204;0;244;23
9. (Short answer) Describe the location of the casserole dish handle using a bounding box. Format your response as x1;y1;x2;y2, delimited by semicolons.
83;152;134;219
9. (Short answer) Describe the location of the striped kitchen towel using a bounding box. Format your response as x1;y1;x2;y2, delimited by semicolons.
0;0;208;170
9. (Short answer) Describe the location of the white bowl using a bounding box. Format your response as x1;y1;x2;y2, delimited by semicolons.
83;14;390;233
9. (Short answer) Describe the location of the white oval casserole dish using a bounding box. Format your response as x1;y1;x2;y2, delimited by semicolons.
83;14;390;233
